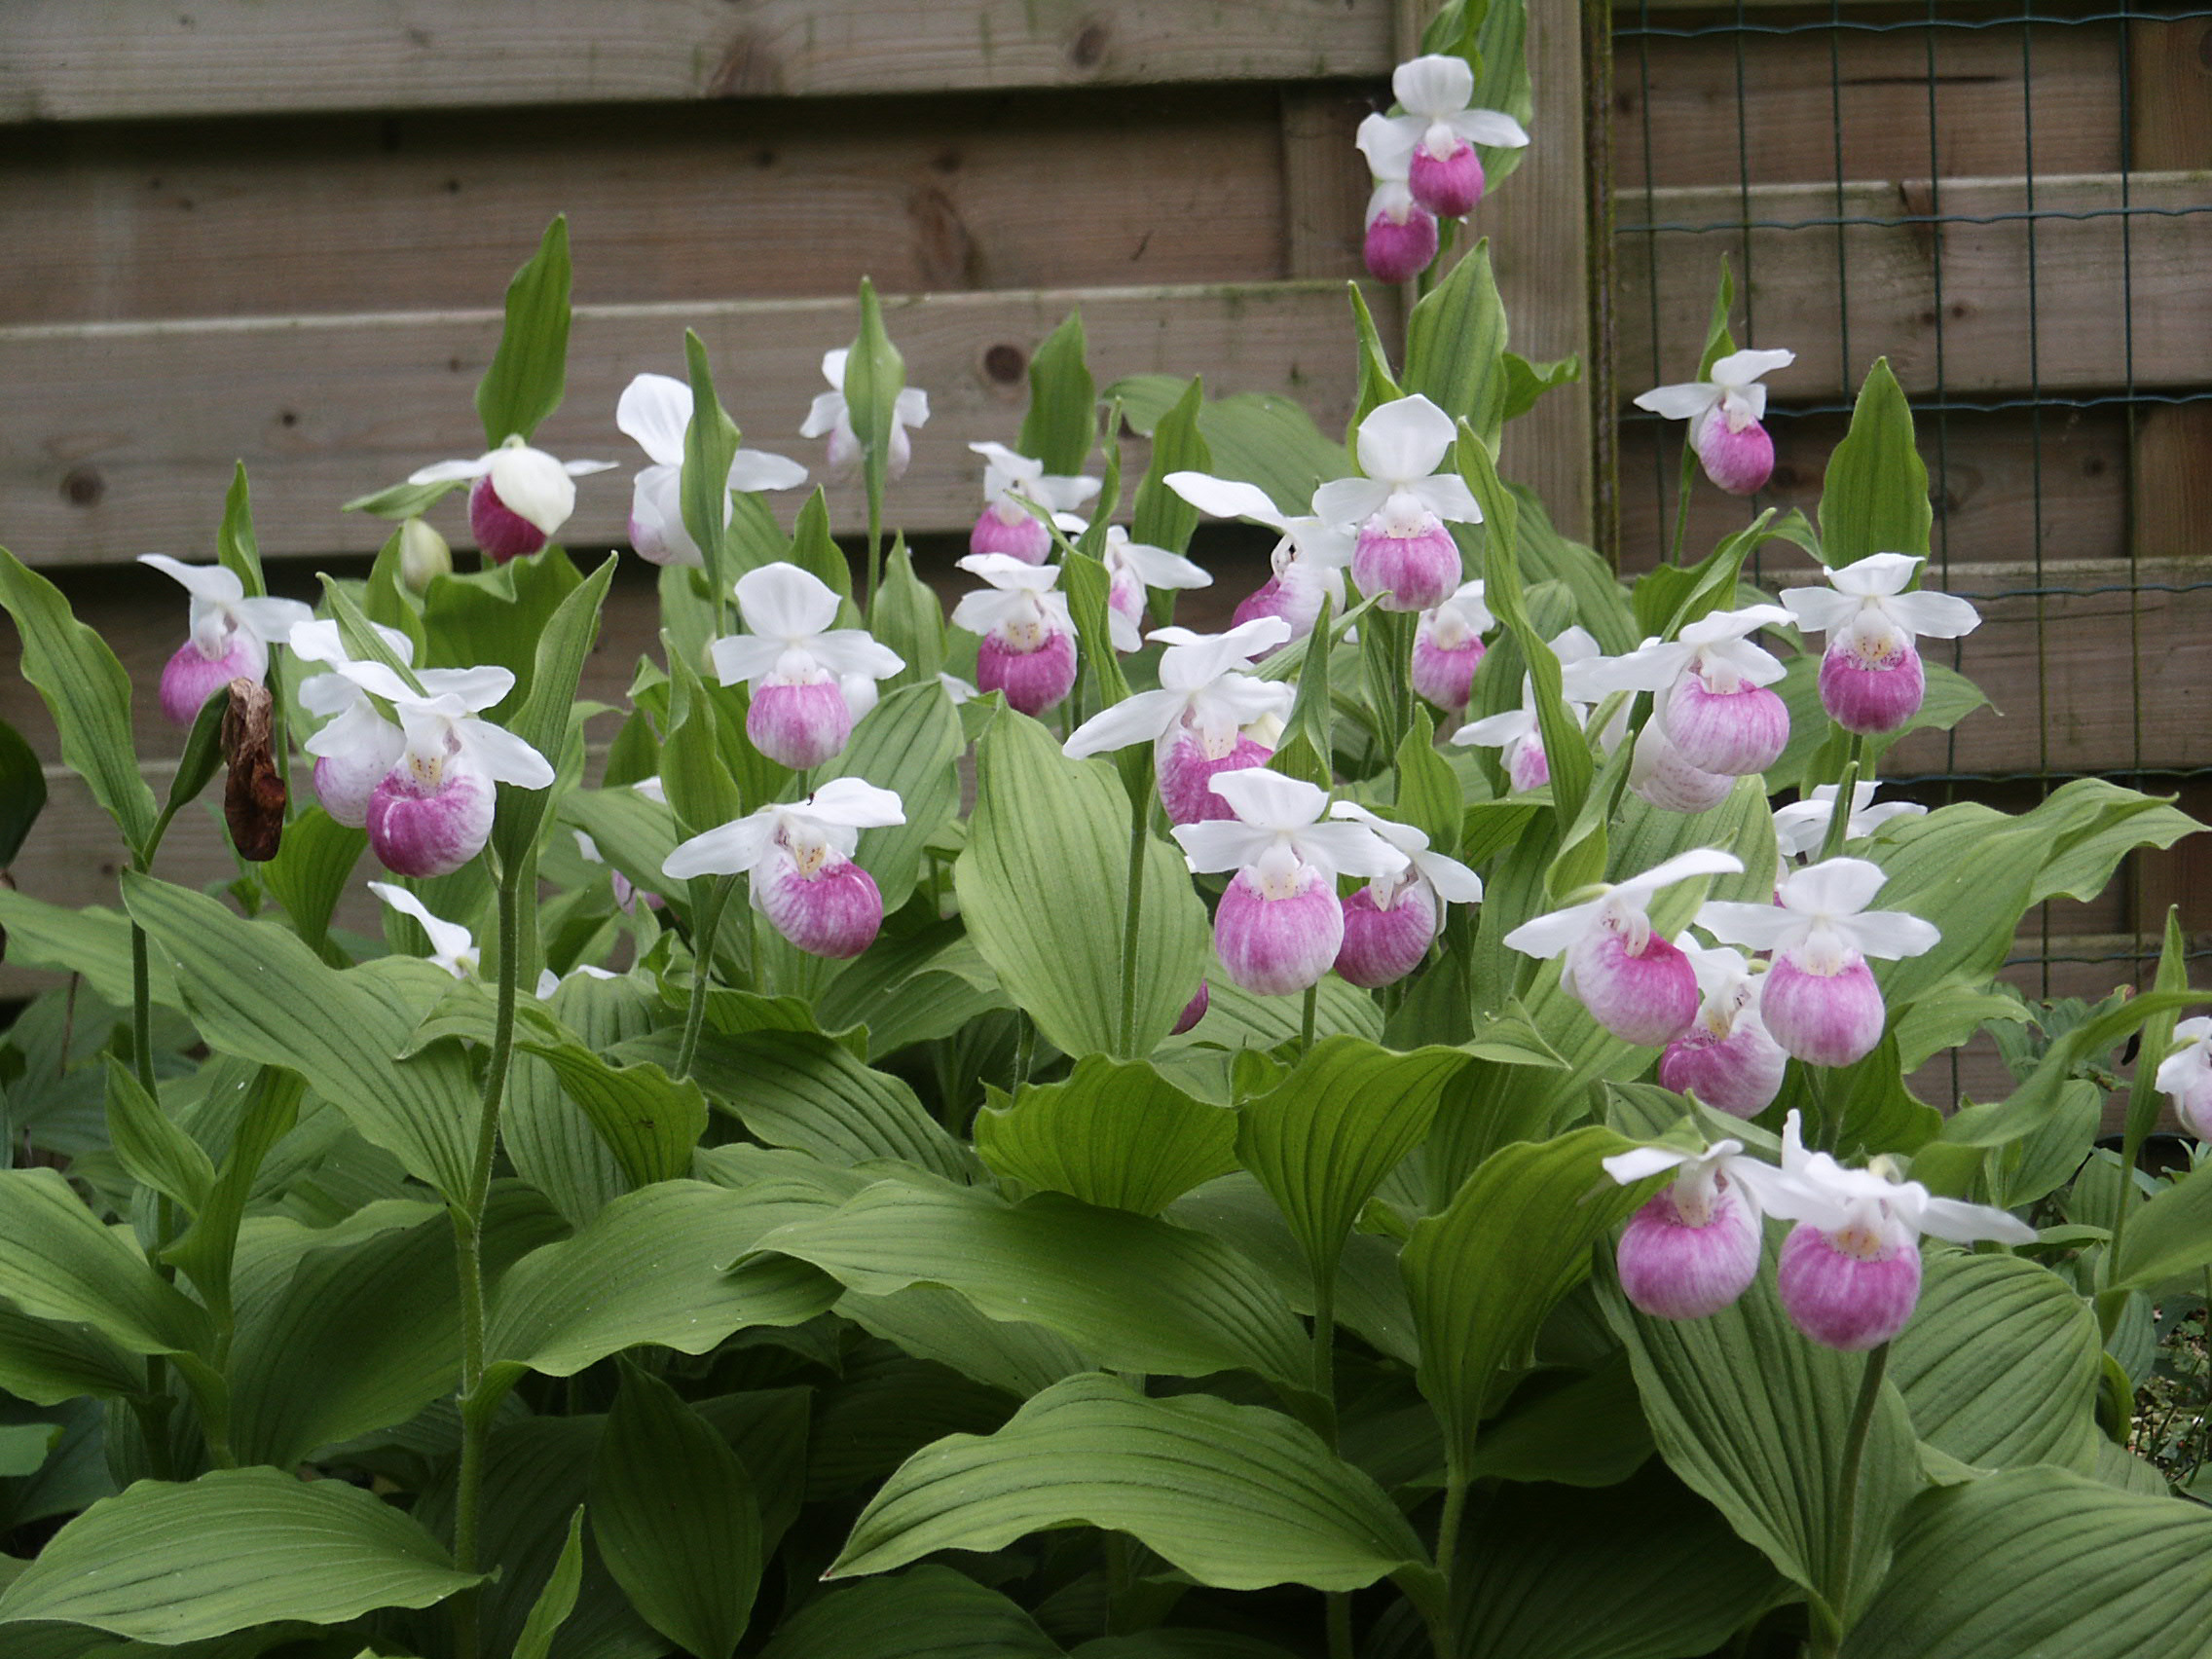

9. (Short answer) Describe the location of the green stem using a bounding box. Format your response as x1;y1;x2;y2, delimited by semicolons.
129;922;156;1095
674;876;738;1082
1327;1591;1354;1659
1426;1468;1470;1659
1300;984;1318;1056
1668;439;1698;567
1310;1273;1339;1424
866;485;886;610
1118;783;1148;1058
1815;1341;1892;1659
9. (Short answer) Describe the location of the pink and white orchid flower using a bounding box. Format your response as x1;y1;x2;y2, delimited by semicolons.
1164;471;1354;647
407;436;616;563
1760;1111;2034;1349
1781;553;1981;737
709;564;904;769
138;556;313;726
1658;942;1788;1119
1502;848;1747;1046
1604;1138;1779;1320
1062;618;1293;824
1411;579;1493;712
1093;525;1211;651
1633;349;1795;497
951;554;1079;716
1358;55;1530;220
1627;719;1734;815
1325;802;1484;988
1355;135;1438;283
1583;605;1794;776
1172;771;1408;997
2157;1018;2212;1139
662;778;905;959
967;442;1099;564
800;349;930;478
1699;857;1938;1067
1772;782;1927;874
290;617;447;829
1452;626;1613;792
615;373;808;568
1314;395;1481;612
367;881;479;979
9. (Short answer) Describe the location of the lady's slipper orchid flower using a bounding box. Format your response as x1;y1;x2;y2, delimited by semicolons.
290;617;426;829
1772;782;1927;869
1603;1139;1777;1320
967;442;1099;564
1452;627;1614;791
708;563;904;769
398;517;452;594
1633;349;1795;497
334;660;555;877
1325;803;1484;988
1411;579;1493;712
1356;143;1438;283
1658;943;1788;1119
1357;55;1531;219
407;436;617;564
139;556;313;726
1699;857;1938;1067
615;373;808;567
1314;395;1481;612
2156;1018;2212;1139
1501;848;1746;1046
1628;719;1734;815
367;881;479;979
1164;471;1353;647
1062;618;1294;825
800;349;930;478
1760;1112;2034;1348
662;779;905;959
1781;553;1981;736
950;554;1079;716
1096;525;1212;652
1583;606;1794;776
1171;771;1408;997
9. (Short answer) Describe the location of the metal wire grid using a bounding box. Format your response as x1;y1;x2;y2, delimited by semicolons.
1612;2;2212;1081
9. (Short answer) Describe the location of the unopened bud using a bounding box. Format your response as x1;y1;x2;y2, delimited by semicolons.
221;678;286;862
399;517;452;594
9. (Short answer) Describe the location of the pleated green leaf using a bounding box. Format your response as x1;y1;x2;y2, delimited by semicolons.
476;214;571;445
1606;1264;1922;1627
1017;311;1096;477
754;1182;1311;1392
490;553;615;868
2112;1152;2212;1293
102;1059;215;1216
0;1169;208;1359
0;1468;477;1641
953;711;1207;1061
515;1043;704;1188
591;1366;761;1659
1843;1467;2212;1658
256;808;366;957
830;1374;1431;1597
511;1506;585;1659
1404;240;1509;451
806;1354;1018;1498
976;1055;1237;1215
1890;1250;2101;1474
841;1283;1093;1398
124;872;481;1198
1402;1127;1642;1476
0;1304;145;1406
817;680;962;912
759;1565;1059;1659
503;969;657;1226
0;716;45;868
1818;357;1930;566
0;893;172;1010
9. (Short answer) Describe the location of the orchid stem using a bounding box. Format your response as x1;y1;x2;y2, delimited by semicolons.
1668;439;1698;567
1326;1592;1354;1659
1117;783;1147;1059
1817;1341;1892;1659
674;875;738;1083
1426;1466;1470;1659
1301;985;1318;1055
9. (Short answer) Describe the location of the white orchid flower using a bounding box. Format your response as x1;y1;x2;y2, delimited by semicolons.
140;555;314;725
1772;783;1927;862
1063;618;1293;759
1504;849;1747;964
662;778;906;959
2157;1018;2212;1138
1094;526;1212;651
1578;605;1794;699
800;349;930;478
1355;54;1531;183
1327;801;1484;911
1780;553;1982;654
709;564;903;691
1311;394;1482;534
367;882;479;979
407;435;616;539
535;964;620;1000
615;373;808;568
1172;770;1408;889
1699;857;1937;975
1164;470;1355;642
1764;1111;2035;1250
970;441;1099;517
1633;349;1797;442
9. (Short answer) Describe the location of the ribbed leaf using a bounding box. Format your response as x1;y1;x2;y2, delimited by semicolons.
1017;311;1096;476
515;1043;704;1188
491;553;615;868
0;716;45;868
103;1059;215;1216
476;214;571;445
256;808;365;956
124;872;481;1198
0;1169;208;1358
976;1055;1236;1215
0;894;174;1009
817;680;962;912
755;1182;1311;1392
511;1507;585;1659
1405;240;1508;450
830;1373;1431;1598
1818;357;1930;566
841;1283;1093;1398
504;970;657;1226
0;1304;144;1406
807;1354;1018;1498
759;1565;1059;1659
955;711;1208;1061
1131;376;1209;556
1844;1468;2212;1658
0;1468;477;1641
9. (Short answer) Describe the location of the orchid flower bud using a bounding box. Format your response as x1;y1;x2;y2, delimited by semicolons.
2158;1020;2212;1138
663;779;905;959
1325;803;1483;988
138;556;313;727
967;443;1099;565
1604;1140;1776;1320
1632;349;1795;498
1172;771;1408;997
1315;396;1481;613
616;373;807;567
1502;849;1746;1045
408;435;618;564
1759;1112;2034;1348
1359;56;1530;220
367;881;480;978
1658;944;1788;1118
1166;471;1355;650
709;563;904;769
801;349;930;478
1411;580;1493;712
1699;857;1938;1067
1781;553;1982;736
951;554;1079;716
397;517;452;594
1171;980;1210;1036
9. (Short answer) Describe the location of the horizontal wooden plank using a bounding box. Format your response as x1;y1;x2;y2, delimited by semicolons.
1616;170;2212;396
2;88;1306;326
0;279;1381;568
0;1;1395;123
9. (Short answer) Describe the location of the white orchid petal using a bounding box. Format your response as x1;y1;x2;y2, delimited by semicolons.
1354;395;1456;485
1696;900;1804;952
1708;348;1795;387
1167;471;1290;530
1837;908;1941;961
615;373;694;465
1632;383;1721;423
1502;899;1605;959
804;778;906;830
1603;1146;1693;1185
406;456;493;485
1780;857;1889;918
1912;1194;2036;1246
1451;108;1530;148
956;553;1060;593
735;562;842;641
709;635;787;687
1171;819;1277;875
461;720;556;790
1830;552;1923;597
1884;589;1982;641
416;665;517;712
487;445;576;535
1618;847;1746;903
367;881;476;972
561;459;620;477
232;596;315;645
1311;477;1393;530
1393;54;1474;118
1209;767;1329;830
1064;688;1186;757
1117;540;1211;590
805;629;904;682
1355;112;1422;181
139;555;245;605
1414;848;1485;903
1407;473;1482;525
799;388;845;440
726;450;810;493
664;815;776;881
1297;820;1411;881
1779;586;1858;638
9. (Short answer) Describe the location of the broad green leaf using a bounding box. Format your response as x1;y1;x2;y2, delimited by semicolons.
1405;240;1508;449
420;546;581;713
868;542;947;691
758;1565;1058;1659
1167;974;1382;1055
1393;712;1462;855
1017;311;1096;476
1464;1351;1653;1488
754;1182;1312;1392
1606;1265;1921;1628
975;1055;1236;1215
1104;377;1344;518
476;214;571;445
817;680;962;913
491;554;614;868
1347;283;1404;435
124;873;481;1199
1403;1127;1641;1475
0;1423;55;1480
954;711;1207;1061
212;462;266;597
0;1467;477;1641
591;1366;761;1659
2110;1151;2212;1292
659;643;743;835
505;969;660;1225
0;547;156;853
0;716;46;867
830;1373;1432;1599
102;1058;214;1215
1508;485;1640;657
1843;1467;2212;1658
841;1281;1092;1398
0;894;169;1008
1889;1250;2100;1474
1497;352;1580;426
257;808;365;956
0;1303;144;1406
680;330;743;592
511;1507;585;1659
1131;376;1209;556
1818;357;1930;566
806;1353;1018;1498
514;1043;703;1187
165;1067;305;1333
0;1169;208;1358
